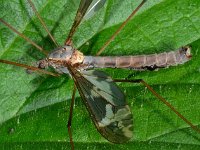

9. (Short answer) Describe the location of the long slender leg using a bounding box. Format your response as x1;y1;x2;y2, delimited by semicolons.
27;0;59;47
0;18;48;55
96;0;147;56
67;84;77;150
113;78;200;133
0;59;59;77
64;0;93;45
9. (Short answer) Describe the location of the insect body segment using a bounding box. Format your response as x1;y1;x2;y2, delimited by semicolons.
82;46;192;70
44;45;191;74
38;45;85;74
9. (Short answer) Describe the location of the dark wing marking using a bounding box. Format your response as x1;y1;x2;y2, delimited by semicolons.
66;0;93;43
80;70;125;106
69;67;133;143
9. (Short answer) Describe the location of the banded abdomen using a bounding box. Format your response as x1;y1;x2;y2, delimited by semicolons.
82;46;191;70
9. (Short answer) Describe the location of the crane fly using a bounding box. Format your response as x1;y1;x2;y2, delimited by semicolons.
0;0;200;149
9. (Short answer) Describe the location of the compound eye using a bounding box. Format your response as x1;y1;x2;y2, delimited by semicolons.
37;60;47;69
183;46;192;58
38;62;45;69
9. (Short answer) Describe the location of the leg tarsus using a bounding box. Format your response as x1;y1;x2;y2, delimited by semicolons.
67;123;74;150
67;84;76;150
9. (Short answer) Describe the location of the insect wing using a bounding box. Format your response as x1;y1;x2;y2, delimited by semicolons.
70;68;133;143
83;0;107;20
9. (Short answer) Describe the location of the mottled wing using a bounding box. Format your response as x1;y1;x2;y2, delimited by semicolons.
69;67;133;143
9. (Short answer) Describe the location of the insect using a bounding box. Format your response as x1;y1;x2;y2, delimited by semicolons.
0;0;200;149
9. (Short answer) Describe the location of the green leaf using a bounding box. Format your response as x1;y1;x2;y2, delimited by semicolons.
0;0;200;149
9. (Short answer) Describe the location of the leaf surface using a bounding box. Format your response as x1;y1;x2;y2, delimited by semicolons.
0;0;200;149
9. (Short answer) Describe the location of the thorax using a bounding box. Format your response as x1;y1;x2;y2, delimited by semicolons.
39;45;85;74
